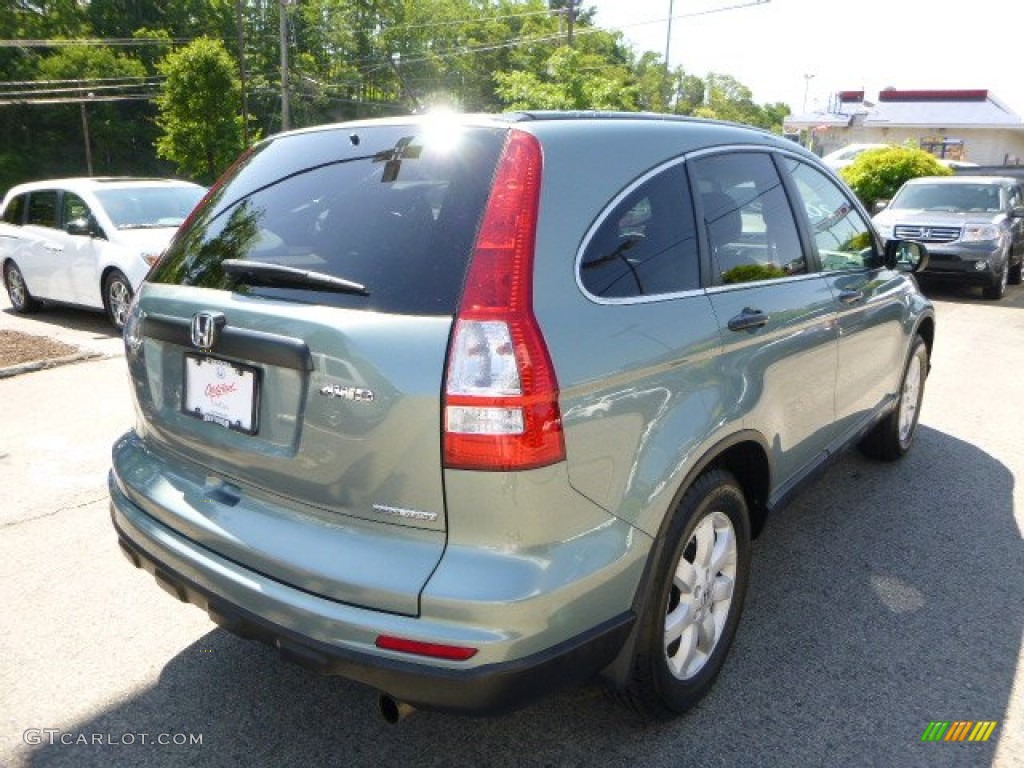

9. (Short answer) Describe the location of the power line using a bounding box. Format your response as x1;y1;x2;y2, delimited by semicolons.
0;37;188;48
0;93;156;106
0;75;159;87
0;79;164;98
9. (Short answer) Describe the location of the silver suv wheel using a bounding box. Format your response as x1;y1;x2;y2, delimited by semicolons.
664;510;737;680
897;351;923;445
621;468;750;718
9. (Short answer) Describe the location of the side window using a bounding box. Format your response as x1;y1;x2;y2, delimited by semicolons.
3;194;25;225
26;191;58;228
690;152;805;284
579;163;699;299
783;158;878;271
1005;184;1021;210
61;193;91;230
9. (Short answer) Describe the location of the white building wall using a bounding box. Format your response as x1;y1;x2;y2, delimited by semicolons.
813;126;1024;165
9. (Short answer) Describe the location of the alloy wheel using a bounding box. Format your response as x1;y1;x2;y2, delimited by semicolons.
898;352;923;444
6;265;27;309
107;277;131;328
664;510;737;680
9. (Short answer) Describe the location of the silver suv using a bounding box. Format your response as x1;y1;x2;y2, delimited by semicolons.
109;112;934;720
872;174;1024;299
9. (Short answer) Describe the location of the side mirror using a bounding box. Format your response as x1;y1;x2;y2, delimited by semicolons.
66;217;92;237
872;200;889;214
884;239;929;272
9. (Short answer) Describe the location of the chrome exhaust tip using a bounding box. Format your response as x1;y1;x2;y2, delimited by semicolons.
378;693;416;724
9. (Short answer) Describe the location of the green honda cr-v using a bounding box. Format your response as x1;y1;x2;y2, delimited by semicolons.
109;111;934;721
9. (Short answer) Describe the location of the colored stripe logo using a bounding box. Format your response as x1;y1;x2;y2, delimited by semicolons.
921;721;997;742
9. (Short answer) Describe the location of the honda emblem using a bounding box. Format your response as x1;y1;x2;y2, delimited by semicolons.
191;311;225;349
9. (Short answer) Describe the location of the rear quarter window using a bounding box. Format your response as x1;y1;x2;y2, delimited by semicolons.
3;194;25;225
150;126;506;316
579;162;700;299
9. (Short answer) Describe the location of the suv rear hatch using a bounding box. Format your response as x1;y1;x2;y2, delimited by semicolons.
121;121;508;614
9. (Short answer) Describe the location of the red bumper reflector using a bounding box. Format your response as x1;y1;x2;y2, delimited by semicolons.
375;635;478;661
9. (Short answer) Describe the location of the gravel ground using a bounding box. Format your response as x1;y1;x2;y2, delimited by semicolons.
0;329;80;368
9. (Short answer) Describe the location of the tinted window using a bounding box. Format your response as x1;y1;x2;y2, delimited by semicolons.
580;163;699;298
1009;185;1022;209
26;191;58;228
3;194;25;225
62;193;91;229
150;126;506;316
783;159;878;271
690;152;805;284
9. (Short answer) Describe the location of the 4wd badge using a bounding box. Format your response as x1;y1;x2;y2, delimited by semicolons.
319;384;374;403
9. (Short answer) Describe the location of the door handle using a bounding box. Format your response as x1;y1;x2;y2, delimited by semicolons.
838;289;864;305
42;242;64;253
727;308;770;332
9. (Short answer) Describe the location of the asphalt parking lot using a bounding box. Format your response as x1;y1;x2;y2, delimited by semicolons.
1;282;1021;768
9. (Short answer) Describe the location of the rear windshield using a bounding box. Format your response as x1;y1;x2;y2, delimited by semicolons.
149;124;507;316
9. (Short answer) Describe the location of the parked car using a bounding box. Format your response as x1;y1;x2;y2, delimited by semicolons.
821;142;890;171
0;177;206;328
873;174;1024;299
109;112;934;721
937;158;979;170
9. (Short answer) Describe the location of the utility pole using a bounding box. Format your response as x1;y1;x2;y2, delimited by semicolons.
566;0;576;47
664;0;675;73
80;94;93;176
280;0;292;132
236;0;249;146
802;73;815;113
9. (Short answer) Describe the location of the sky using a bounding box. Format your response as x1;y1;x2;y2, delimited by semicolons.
586;0;1024;118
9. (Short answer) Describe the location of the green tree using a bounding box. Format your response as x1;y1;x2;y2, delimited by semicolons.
87;0;234;41
35;46;149;174
494;45;634;111
155;37;245;183
841;146;950;209
697;72;787;130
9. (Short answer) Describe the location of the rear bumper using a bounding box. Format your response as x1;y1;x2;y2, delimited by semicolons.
109;473;636;714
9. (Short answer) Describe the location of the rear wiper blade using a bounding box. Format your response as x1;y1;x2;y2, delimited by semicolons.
221;259;369;296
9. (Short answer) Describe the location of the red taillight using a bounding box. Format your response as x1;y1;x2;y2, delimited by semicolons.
375;635;478;661
443;130;565;471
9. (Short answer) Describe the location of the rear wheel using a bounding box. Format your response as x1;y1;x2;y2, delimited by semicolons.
859;336;928;461
103;270;133;330
3;261;41;314
619;469;751;719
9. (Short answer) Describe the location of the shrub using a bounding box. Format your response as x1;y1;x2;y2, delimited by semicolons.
840;146;950;209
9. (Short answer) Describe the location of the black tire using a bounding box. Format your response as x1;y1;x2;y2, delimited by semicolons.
103;270;133;330
859;336;928;461
3;261;42;314
982;258;1008;300
1009;257;1023;286
619;468;751;719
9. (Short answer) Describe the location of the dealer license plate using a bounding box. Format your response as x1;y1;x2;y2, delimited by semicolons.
183;355;259;434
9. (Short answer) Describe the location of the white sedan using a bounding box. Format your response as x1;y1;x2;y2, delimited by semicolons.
0;177;205;329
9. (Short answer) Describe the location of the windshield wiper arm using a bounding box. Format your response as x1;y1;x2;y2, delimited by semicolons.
221;259;369;296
